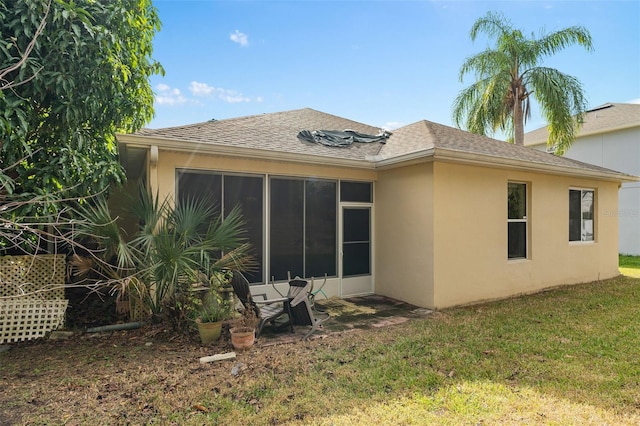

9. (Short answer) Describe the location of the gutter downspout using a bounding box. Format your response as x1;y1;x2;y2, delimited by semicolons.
149;145;159;195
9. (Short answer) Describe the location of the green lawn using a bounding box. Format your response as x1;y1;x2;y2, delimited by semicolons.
199;276;640;425
620;255;640;278
2;261;639;425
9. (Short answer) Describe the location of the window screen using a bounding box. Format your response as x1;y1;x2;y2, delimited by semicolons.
269;179;304;281
176;171;264;283
340;181;372;202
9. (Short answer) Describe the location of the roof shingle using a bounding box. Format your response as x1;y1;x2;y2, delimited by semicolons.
136;108;386;162
524;103;640;145
124;107;636;181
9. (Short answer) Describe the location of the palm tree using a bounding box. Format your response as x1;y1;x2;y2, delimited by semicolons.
452;11;593;154
70;186;254;322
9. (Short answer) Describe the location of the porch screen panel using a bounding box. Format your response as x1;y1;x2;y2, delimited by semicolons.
343;208;371;276
340;181;372;203
224;175;264;283
270;179;304;281
305;180;337;278
176;171;222;219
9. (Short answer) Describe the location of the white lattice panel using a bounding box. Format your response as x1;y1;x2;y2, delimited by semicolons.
0;298;68;343
0;254;66;299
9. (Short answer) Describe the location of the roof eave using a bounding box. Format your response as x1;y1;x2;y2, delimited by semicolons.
525;122;640;146
370;148;436;169
117;134;638;183
116;133;377;170
433;148;639;183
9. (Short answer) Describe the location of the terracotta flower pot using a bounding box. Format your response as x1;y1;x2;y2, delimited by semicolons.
197;321;223;344
230;326;255;350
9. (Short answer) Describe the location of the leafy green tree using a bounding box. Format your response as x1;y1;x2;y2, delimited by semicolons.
0;0;163;213
452;11;593;154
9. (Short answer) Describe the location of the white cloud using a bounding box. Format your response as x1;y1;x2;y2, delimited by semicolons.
219;92;250;103
382;121;404;131
188;81;251;103
189;81;216;97
154;84;186;105
230;30;248;47
627;98;640;104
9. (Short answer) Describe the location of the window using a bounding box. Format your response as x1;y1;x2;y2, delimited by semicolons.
569;189;594;242
270;178;337;281
508;182;527;259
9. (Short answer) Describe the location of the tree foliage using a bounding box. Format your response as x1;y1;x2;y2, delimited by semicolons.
71;187;255;324
0;0;163;213
452;11;593;154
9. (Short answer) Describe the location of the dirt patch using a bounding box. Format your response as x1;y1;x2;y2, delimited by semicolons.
0;323;322;424
0;296;428;424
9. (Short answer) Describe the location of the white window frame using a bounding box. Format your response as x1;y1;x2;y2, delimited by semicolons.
569;187;595;243
507;181;529;260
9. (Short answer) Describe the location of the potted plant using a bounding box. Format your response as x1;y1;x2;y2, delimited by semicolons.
230;303;258;350
193;272;234;344
196;302;231;344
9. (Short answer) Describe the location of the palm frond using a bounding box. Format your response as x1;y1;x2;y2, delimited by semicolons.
528;66;588;154
469;11;513;42
536;26;594;58
454;11;591;147
169;194;218;244
452;72;511;138
458;49;510;82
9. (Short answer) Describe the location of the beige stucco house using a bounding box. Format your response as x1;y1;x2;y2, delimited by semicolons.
116;108;637;309
525;103;640;255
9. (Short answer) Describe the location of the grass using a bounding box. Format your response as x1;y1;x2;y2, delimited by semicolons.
292;277;640;425
1;258;639;425
620;254;640;278
243;280;637;425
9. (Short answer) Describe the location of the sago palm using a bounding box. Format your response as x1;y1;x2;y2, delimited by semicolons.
452;11;593;154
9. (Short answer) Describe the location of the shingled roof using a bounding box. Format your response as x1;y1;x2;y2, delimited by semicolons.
524;103;640;146
133;108;385;162
118;108;637;182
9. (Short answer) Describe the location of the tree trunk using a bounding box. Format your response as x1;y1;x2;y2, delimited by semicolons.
513;89;525;146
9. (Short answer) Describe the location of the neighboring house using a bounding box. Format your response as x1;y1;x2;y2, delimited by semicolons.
116;108;637;310
525;103;640;255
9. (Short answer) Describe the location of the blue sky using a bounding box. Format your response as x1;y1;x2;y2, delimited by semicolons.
148;0;640;138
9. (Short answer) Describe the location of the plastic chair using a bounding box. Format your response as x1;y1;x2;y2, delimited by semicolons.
287;278;330;340
231;271;293;337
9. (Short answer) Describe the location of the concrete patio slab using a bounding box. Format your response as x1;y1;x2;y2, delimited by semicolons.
256;295;433;346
